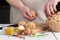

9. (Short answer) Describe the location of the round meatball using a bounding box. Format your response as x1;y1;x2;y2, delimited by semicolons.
31;10;36;17
18;21;26;26
24;27;31;35
27;22;36;29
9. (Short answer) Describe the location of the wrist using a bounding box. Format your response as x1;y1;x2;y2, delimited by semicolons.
18;4;25;10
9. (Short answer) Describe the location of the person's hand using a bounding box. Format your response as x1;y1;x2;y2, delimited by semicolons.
44;0;60;17
20;6;37;21
6;0;37;20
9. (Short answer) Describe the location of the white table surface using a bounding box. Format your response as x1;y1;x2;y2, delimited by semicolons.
0;24;60;40
25;32;57;40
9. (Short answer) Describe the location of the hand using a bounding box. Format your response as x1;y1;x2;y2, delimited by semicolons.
44;0;60;17
20;6;37;21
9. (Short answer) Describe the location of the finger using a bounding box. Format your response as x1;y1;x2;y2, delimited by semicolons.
33;16;37;20
23;12;30;19
46;3;52;16
23;12;33;21
26;10;32;17
29;13;38;21
31;16;37;21
44;3;48;17
23;12;34;20
27;16;36;21
52;3;57;12
49;3;54;14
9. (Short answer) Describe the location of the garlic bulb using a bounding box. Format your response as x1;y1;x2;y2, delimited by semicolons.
19;26;25;30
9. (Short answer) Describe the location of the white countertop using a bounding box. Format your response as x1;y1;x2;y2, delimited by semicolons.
0;24;60;40
0;30;23;40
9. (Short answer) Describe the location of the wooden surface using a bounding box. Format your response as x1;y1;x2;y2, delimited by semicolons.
0;24;60;40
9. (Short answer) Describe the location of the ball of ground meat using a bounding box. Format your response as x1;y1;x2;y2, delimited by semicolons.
27;22;36;29
24;27;31;35
18;21;26;26
31;10;36;17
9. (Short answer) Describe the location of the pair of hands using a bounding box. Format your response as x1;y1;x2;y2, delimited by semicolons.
20;0;59;20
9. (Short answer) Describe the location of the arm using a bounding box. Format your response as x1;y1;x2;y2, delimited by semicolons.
6;0;36;20
6;0;24;10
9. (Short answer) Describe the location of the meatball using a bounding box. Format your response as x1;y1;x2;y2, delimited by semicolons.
31;10;36;17
27;22;36;29
24;27;31;35
18;21;26;26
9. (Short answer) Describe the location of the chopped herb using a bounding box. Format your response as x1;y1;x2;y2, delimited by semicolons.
32;34;47;37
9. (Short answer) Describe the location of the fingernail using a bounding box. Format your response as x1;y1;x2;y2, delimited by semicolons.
55;11;58;13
